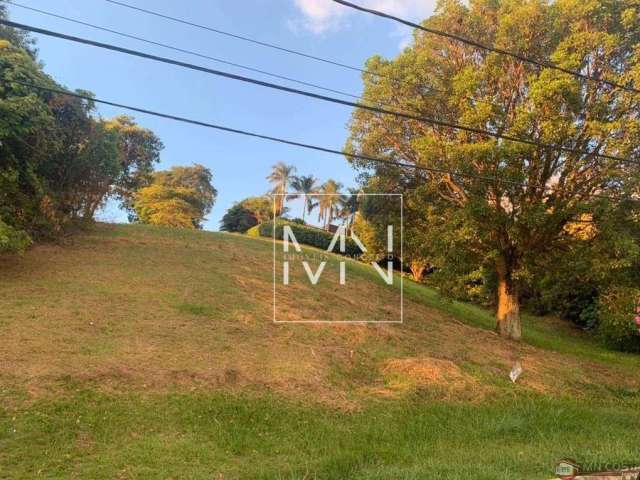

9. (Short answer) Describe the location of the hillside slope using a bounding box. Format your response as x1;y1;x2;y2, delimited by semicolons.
1;224;640;479
1;223;637;405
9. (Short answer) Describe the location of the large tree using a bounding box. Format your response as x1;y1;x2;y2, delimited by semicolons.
134;164;216;229
40;94;120;224
104;115;163;220
347;0;640;339
316;179;343;230
289;174;318;222
1;28;121;241
220;196;273;233
266;162;296;216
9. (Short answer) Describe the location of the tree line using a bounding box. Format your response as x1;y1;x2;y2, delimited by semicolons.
221;0;640;351
221;161;358;233
345;0;640;348
0;7;216;252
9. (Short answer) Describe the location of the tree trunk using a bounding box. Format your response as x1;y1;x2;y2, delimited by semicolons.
301;195;306;222
409;259;427;282
496;257;521;340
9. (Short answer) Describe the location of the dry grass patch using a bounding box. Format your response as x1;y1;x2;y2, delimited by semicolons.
0;223;638;407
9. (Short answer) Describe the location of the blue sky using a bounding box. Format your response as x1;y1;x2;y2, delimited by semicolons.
6;0;436;230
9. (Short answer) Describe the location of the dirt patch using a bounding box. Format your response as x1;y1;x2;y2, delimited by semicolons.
382;357;478;392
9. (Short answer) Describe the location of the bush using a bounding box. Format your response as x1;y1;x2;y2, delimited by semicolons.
245;224;260;237
0;219;32;253
256;220;362;257
221;204;258;233
597;286;640;352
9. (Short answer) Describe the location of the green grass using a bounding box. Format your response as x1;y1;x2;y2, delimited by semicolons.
1;223;639;479
2;391;639;479
402;280;640;372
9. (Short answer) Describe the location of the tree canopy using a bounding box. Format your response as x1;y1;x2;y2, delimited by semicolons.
134;164;217;229
0;13;165;251
220;196;273;233
347;0;640;339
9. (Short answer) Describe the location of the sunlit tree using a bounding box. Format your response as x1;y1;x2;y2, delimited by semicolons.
316;179;343;230
346;0;640;339
266;162;296;216
289;174;318;223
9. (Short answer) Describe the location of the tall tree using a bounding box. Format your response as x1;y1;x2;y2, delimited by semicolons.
266;162;296;216
0;4;36;57
289;174;318;222
220;196;273;233
316;179;343;230
134;164;216;229
39;94;120;224
336;188;360;233
104;115;163;221
346;0;640;339
1;33;122;241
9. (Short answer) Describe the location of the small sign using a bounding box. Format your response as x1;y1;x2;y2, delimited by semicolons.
555;460;580;479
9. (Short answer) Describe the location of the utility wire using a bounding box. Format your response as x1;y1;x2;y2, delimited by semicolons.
5;1;363;102
103;0;368;76
3;78;634;205
7;0;502;112
1;19;637;167
332;0;640;95
0;78;511;185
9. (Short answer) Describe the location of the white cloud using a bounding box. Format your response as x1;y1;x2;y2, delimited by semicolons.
291;0;436;34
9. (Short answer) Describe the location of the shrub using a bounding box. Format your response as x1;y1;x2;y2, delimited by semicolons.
0;219;32;253
597;286;640;352
257;220;362;257
245;224;260;237
221;204;258;233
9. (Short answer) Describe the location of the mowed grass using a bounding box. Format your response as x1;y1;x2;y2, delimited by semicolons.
1;223;639;479
2;391;639;479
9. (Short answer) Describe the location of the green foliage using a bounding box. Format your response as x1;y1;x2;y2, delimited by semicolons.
266;162;296;216
525;206;640;330
0;5;36;57
220;203;258;233
220;196;272;233
0;218;31;253
134;165;216;229
104;115;163;220
288;174;318;221
39;95;122;224
245;224;260;237
315;179;343;229
257;220;362;257
0;17;163;247
346;0;640;338
598;286;640;352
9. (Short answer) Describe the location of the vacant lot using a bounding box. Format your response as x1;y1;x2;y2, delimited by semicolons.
1;224;638;479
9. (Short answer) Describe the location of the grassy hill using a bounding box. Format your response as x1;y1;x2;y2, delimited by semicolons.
1;223;639;479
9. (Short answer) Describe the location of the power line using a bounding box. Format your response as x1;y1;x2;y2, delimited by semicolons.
332;0;640;95
3;78;634;205
103;0;368;76
0;78;509;185
2;19;637;168
5;1;363;102
6;0;502;112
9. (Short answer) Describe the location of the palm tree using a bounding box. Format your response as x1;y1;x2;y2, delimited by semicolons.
266;162;296;216
316;179;343;230
337;188;360;233
289;175;318;223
